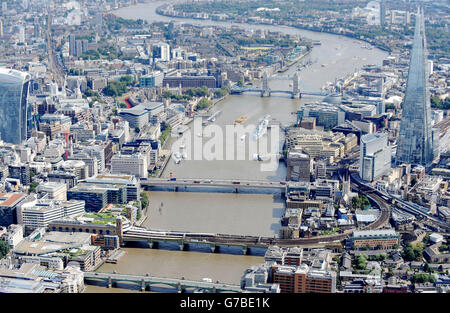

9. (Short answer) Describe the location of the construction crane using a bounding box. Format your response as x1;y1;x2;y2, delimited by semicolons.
64;129;70;160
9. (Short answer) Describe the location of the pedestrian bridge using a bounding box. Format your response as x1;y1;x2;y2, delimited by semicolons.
84;271;242;293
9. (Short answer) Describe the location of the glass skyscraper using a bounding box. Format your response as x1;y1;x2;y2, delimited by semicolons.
396;9;435;167
0;68;31;144
360;132;391;182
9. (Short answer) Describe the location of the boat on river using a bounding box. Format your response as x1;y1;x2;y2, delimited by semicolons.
252;114;270;141
234;115;248;124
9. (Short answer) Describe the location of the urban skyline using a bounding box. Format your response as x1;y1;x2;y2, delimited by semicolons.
0;0;448;302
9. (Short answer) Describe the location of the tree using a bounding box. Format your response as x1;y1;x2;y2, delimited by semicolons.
140;192;149;209
159;125;172;145
402;245;416;261
195;97;212;111
29;182;39;193
411;273;435;284
402;244;423;261
0;240;9;258
423;263;434;273
355;254;367;270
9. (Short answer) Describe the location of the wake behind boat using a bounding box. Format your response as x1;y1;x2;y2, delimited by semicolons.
252;114;270;141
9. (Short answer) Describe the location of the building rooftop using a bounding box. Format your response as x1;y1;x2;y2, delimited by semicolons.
42;231;92;245
14;240;76;256
0;67;30;82
0;193;26;207
352;229;398;238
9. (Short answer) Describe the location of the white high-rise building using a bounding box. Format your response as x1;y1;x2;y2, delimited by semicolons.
36;182;67;201
111;153;148;178
18;25;25;43
360;132;391;182
153;42;171;62
428;60;433;76
17;199;85;231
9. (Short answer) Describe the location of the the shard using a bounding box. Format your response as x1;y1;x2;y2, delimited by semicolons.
396;8;434;167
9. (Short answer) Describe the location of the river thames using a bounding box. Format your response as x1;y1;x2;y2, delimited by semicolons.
86;0;388;292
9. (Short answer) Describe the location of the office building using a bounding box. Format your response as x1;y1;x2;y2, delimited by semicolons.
118;107;149;129
286;149;312;182
0;193;29;226
67;186;107;212
140;71;164;87
297;103;345;130
162;76;216;89
69;153;98;178
111;153;148;178
8;163;31;185
47;171;78;189
240;265;280;293
152;42;171;62
72;183;126;206
1;224;23;249
264;246;303;266
348;229;400;250
60;160;89;180
84;174;140;202
0;68;31;144
17;199;85;231
360;132;391;182
0;263;84;293
36;182;67;201
271;264;336;293
396;10;435;167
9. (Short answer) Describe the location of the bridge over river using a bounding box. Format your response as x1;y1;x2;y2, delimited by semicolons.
128;174;393;255
140;178;287;193
230;72;329;98
84;271;242;293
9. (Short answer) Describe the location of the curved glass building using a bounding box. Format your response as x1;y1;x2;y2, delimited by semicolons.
0;68;31;144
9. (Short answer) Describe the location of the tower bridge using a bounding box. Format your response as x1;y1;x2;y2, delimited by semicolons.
230;71;329;98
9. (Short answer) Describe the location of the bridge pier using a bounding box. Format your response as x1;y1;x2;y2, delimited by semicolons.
148;241;159;249
174;186;178;192
141;279;145;292
179;243;187;251
242;247;249;255
234;188;239;193
291;92;301;99
107;276;112;288
210;245;218;253
177;282;184;293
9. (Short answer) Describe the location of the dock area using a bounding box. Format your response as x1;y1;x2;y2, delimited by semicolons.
106;249;127;264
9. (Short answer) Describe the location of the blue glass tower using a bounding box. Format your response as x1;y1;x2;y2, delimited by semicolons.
0;68;30;144
396;9;434;167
